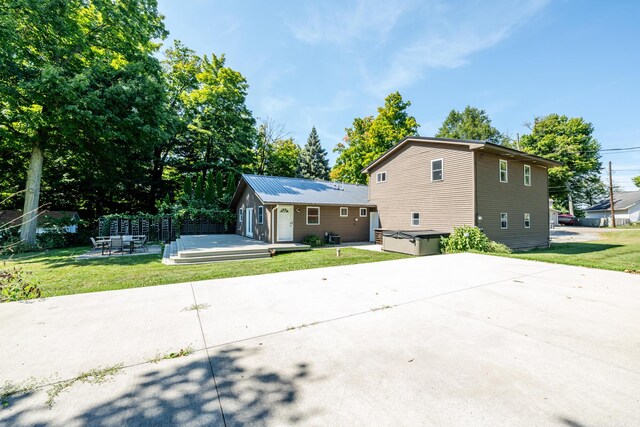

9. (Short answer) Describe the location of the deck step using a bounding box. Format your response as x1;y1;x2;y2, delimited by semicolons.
171;252;272;264
177;249;271;258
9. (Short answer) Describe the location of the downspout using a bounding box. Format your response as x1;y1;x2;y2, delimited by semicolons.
270;206;278;243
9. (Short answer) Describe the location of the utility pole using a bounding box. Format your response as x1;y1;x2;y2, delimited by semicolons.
608;161;616;228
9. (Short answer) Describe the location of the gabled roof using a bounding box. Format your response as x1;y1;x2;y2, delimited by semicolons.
361;136;562;173
586;191;640;212
0;210;79;227
231;174;374;207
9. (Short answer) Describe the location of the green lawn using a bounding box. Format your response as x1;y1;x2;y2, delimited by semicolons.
2;247;408;298
497;229;640;272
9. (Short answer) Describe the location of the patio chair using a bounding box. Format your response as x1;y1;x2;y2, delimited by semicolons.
133;235;148;252
108;236;124;255
90;237;103;252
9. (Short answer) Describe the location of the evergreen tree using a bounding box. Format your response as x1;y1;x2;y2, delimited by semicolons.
297;127;330;180
226;172;236;201
216;171;224;199
194;175;204;201
183;176;193;199
205;171;216;205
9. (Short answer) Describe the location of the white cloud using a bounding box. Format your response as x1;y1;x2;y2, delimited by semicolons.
364;0;552;95
259;95;295;116
288;0;415;45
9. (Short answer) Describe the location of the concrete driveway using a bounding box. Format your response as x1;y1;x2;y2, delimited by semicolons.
1;253;639;426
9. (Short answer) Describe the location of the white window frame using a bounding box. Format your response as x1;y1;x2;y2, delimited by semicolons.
411;212;420;227
499;159;508;183
524;213;531;229
339;207;349;217
257;206;264;224
376;171;387;183
306;206;320;225
524;164;531;186
500;213;508;229
431;158;444;182
239;207;243;222
359;207;368;217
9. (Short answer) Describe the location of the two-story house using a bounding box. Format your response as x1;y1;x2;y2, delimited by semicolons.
362;136;561;249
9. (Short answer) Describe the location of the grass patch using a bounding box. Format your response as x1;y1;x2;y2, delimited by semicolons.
181;303;210;312
1;247;407;298
146;346;195;364
370;304;393;312
45;364;124;408
495;229;640;272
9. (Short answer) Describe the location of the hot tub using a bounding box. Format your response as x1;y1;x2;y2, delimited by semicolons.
382;230;450;256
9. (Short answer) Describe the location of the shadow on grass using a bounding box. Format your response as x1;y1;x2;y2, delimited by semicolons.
524;243;622;255
3;247;163;269
1;346;316;426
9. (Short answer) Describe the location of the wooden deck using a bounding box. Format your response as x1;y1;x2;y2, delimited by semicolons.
162;234;310;265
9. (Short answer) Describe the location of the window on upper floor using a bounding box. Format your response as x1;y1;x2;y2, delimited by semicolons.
524;164;531;186
499;159;508;183
376;171;387;183
431;159;443;181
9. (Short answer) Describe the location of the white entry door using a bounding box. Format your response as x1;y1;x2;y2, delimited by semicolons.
277;205;294;242
369;211;379;242
245;208;253;237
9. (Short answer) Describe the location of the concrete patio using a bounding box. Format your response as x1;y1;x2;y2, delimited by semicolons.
1;253;639;426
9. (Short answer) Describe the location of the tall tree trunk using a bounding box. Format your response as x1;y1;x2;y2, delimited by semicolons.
20;144;44;244
149;146;164;212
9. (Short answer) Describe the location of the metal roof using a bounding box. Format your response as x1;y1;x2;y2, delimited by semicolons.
241;174;374;206
586;191;640;211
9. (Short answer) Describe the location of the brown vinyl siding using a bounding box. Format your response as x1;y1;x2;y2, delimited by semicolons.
368;141;475;232
235;186;270;242
474;152;550;249
290;205;370;242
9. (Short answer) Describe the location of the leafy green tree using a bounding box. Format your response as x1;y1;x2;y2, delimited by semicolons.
267;139;301;177
179;53;257;178
253;118;288;175
436;106;507;144
332;92;419;184
297;127;330;180
520;114;602;210
0;0;167;243
633;176;640;188
226;172;236;201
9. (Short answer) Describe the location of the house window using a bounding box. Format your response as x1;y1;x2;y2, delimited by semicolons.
500;213;508;229
411;212;420;226
340;207;348;217
360;208;368;217
239;207;243;222
376;171;387;183
499;160;508;183
257;206;264;224
307;207;320;225
431;159;443;181
524;213;531;229
524;164;531;186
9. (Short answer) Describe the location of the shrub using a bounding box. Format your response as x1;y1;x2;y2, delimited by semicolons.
302;235;324;247
440;225;491;253
487;241;512;254
0;267;41;303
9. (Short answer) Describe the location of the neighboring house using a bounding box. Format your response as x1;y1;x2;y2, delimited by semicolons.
230;175;375;243
0;210;80;234
362;136;561;249
585;191;640;223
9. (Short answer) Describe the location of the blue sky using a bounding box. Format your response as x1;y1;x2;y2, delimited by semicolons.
157;0;640;190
